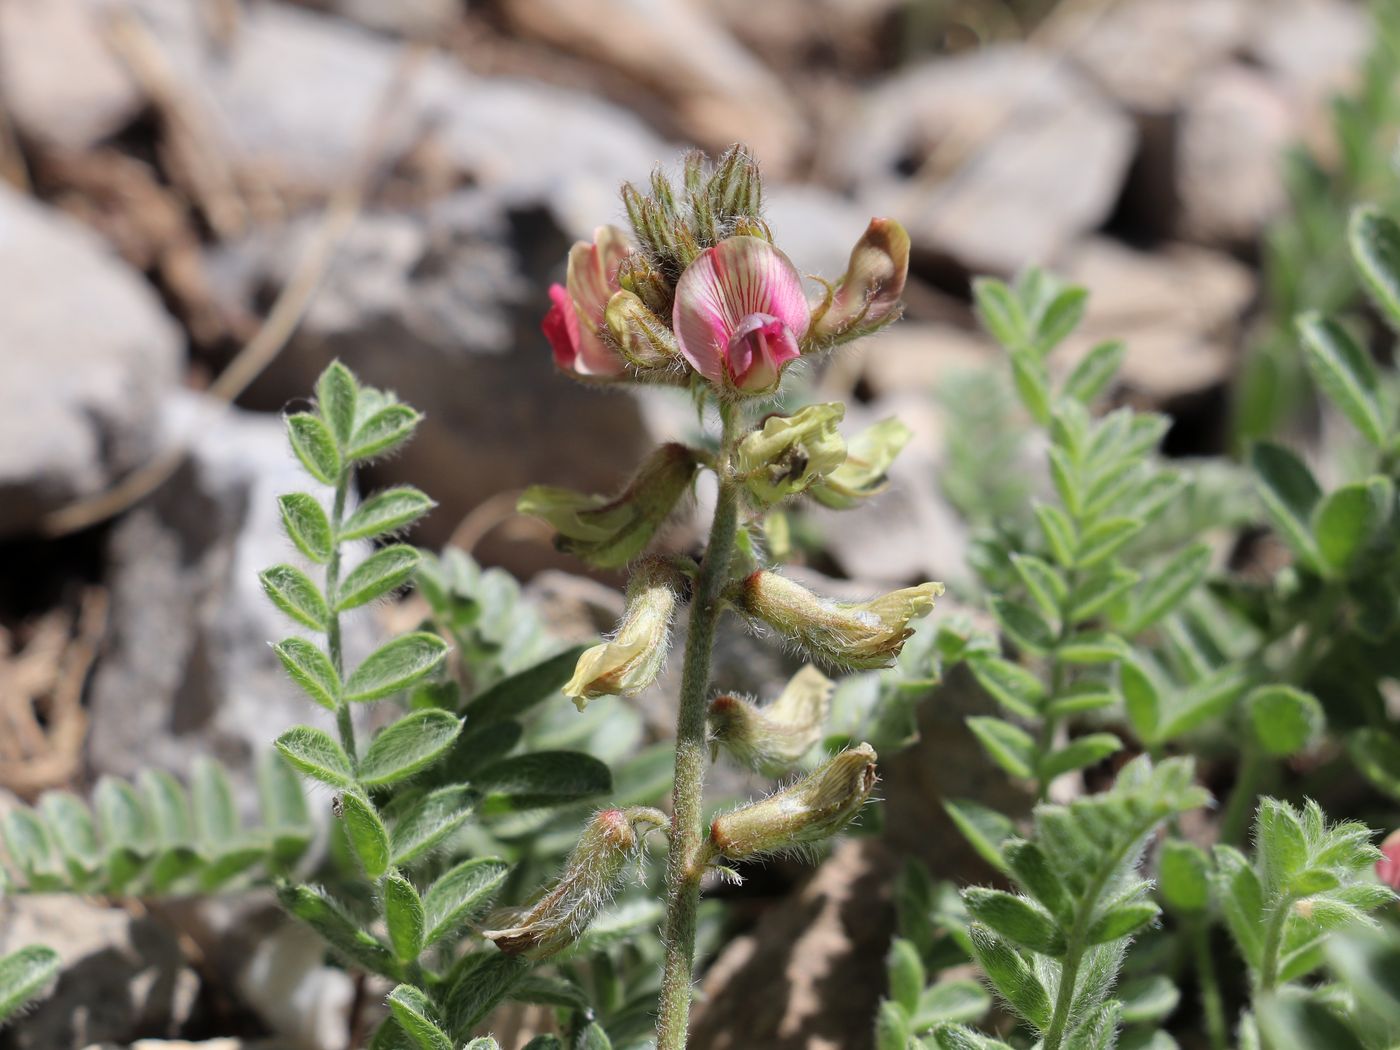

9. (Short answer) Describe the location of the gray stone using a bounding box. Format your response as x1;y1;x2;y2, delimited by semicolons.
827;46;1136;274
1053;237;1256;400
764;184;881;284
1063;0;1249;114
85;393;380;806
0;184;183;537
0;895;193;1049
1176;65;1296;246
173;2;665;238
497;0;804;177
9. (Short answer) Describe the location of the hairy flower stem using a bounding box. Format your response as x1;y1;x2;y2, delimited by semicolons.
326;470;357;763
656;399;743;1050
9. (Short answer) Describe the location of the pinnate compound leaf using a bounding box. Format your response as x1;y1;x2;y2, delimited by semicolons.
383;876;426;964
276;726;355;788
467;644;591;724
336;545;422;612
1063;340;1125;404
273;638;340;710
358;710;462;786
344;633;450;703
260;565;330;631
348;404;422;462
1246;686;1324;758
1312;478;1392;575
474;751;612;813
1251;442;1323;570
1296;312;1387;447
340;791;390;879
968;924;1051;1029
341;488;435;542
1350;205;1400;332
277;882;399;978
1038;733;1122;781
278;493;334;563
316;361;359;445
969;657;1045;720
944;799;1015;873
963;889;1065;955
386;984;451;1050
0;946;60;1023
286;412;342;484
1086;901;1159;945
423;857;512;946
966;718;1035;780
390;785;477;865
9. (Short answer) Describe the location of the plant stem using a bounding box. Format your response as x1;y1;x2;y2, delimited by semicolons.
327;469;357;763
1191;919;1229;1050
656;400;743;1050
1219;741;1265;846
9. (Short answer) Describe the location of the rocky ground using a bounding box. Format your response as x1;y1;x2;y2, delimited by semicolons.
0;0;1374;1047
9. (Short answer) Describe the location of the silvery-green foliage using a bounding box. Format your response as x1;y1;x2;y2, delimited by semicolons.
0;753;312;895
261;362;639;1047
0;947;59;1027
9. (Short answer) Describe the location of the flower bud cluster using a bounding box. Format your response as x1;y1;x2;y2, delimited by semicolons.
485;807;666;960
708;744;878;861
540;144;911;399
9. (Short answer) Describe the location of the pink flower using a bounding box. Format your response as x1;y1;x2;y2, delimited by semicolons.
673;235;810;394
542;225;632;378
1378;829;1400;890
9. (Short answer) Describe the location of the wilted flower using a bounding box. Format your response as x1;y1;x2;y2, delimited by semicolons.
542;225;632;378
709;664;833;776
563;558;684;710
733;571;943;670
708;744;878;860
735;403;847;505
518;444;698;569
810;218;910;344
1378;830;1400;891
485;807;666;959
673;235;810;394
810;417;912;509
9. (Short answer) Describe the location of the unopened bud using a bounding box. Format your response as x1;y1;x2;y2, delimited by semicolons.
735;404;847;505
809;218;910;345
485;807;665;960
518;444;699;569
810;418;912;509
708;744;878;860
733;571;943;670
707;143;763;222
617;253;674;319
563;558;683;710
709;665;832;776
606;290;682;370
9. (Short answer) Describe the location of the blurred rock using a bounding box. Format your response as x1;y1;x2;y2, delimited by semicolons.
86;393;380;804
851;321;994;399
707;0;901;77
0;184;182;537
173;2;663;236
0;895;194;1049
1062;0;1247;114
149;896;353;1050
1055;237;1255;400
497;0;804;176
764;184;880;282
828;46;1135;274
1176;65;1295;247
208;194;652;566
83;1043;297;1050
0;0;140;149
300;0;461;38
1250;0;1370;106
